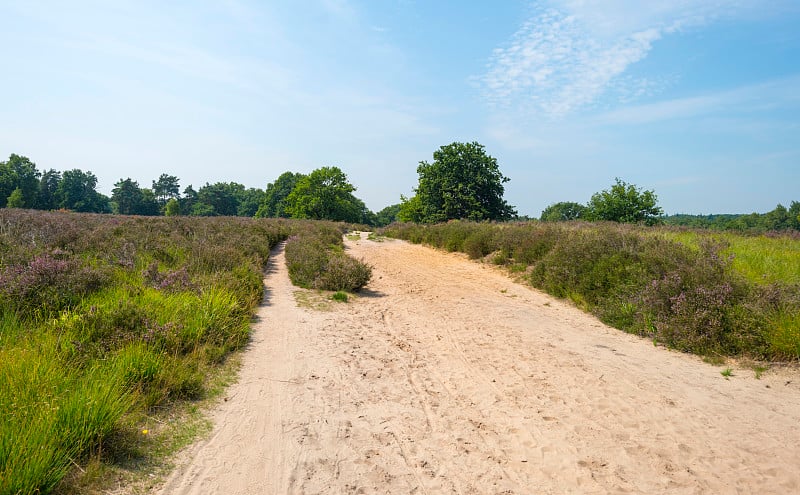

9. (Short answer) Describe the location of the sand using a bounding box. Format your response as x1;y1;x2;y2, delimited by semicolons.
157;234;800;494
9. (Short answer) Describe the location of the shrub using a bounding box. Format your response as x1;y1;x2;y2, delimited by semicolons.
0;254;109;317
285;226;372;292
314;253;372;292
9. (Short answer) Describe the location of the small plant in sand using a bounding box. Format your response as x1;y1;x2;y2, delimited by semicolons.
752;365;768;379
721;367;734;378
331;291;349;302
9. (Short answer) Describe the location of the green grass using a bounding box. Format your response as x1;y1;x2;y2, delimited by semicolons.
0;210;294;494
725;235;800;285
657;230;800;285
0;346;133;495
331;290;349;302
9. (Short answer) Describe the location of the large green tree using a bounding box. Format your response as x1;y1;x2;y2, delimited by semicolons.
399;142;516;223
111;178;159;215
38;169;61;210
285;166;369;223
586;178;663;225
56;169;109;213
256;171;305;218
152;174;180;206
111;178;144;215
0;154;40;208
180;185;198;215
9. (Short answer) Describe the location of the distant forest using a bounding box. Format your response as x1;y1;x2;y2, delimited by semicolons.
0;153;397;226
1;153;798;232
661;211;800;232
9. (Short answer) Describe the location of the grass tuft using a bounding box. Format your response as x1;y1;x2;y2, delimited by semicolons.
331;291;349;302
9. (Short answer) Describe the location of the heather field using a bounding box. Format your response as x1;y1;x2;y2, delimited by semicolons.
3;210;797;494
382;221;800;360
0;209;369;494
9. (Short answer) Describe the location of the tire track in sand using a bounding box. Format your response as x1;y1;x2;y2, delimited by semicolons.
157;235;800;494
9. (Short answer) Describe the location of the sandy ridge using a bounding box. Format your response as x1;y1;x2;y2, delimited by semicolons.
158;234;800;494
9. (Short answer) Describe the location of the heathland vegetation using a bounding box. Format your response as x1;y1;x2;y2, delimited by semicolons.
381;221;800;361
2;141;798;492
0;209;370;494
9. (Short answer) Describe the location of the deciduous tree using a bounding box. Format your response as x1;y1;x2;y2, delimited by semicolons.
256;171;305;218
56;169;109;213
285;167;368;223
401;142;516;223
586;178;663;225
0;154;40;208
38;169;61;210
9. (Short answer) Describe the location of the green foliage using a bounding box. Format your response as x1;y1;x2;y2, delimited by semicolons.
375;203;401;226
540;201;587;222
111;178;140;215
38;169;61;211
256;171;305;218
236;187;266;217
6;187;24;208
397;194;424;223
382;221;799;360
195;182;244;216
151;173;180;206
285;167;371;223
405;142;516;223
0;154;41;208
331;291;349;302
664;201;800;232
284;223;372;292
586;178;663;225
111;178;159;216
56;169;110;213
0;209;292;492
164;197;181;216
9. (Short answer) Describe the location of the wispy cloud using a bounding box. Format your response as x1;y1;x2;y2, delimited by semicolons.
480;1;787;119
483;8;661;118
597;75;800;125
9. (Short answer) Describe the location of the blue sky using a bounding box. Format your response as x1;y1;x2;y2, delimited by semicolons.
1;0;798;216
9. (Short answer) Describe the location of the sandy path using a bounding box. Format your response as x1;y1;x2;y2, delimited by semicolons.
158;235;800;494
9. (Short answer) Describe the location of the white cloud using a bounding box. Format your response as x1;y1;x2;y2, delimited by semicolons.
481;0;789;119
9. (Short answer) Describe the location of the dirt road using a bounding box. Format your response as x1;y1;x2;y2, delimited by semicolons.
158;234;800;494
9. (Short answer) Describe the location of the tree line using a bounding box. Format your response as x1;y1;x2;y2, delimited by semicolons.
3;148;798;232
0;154;385;223
540;177;800;232
0;142;514;226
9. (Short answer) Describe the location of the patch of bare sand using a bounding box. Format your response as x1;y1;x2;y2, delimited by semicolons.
157;235;800;494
